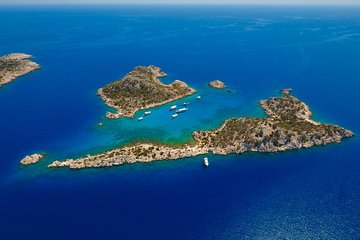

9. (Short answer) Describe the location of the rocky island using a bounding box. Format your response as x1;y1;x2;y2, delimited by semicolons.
20;153;46;165
208;80;226;89
98;65;196;119
0;53;40;87
48;91;354;169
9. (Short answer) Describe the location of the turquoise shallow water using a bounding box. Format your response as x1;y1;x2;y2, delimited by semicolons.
0;5;360;240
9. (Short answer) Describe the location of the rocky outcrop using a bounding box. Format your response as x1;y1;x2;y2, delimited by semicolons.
48;91;354;170
0;53;40;87
208;80;226;89
20;153;46;165
280;88;293;96
98;65;196;119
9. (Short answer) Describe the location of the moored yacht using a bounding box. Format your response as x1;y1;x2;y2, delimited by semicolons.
138;117;144;121
170;105;177;111
204;157;209;167
144;111;151;116
196;96;201;100
171;114;178;119
176;108;188;113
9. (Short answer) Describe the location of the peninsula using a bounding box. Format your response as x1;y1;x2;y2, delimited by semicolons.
0;53;40;87
98;65;196;119
48;91;354;169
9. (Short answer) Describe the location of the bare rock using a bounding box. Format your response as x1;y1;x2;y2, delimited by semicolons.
208;80;226;89
20;153;46;165
280;88;293;96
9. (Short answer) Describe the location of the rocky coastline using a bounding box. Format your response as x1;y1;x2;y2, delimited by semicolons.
48;92;354;169
0;53;40;87
98;65;196;119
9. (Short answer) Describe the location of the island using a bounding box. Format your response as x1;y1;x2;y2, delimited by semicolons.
48;91;354;169
20;153;46;165
208;80;226;89
0;53;40;87
98;65;196;119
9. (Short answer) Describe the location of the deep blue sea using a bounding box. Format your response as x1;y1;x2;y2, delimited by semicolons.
0;4;360;240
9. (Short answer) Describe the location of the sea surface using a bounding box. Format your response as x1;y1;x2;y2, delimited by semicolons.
0;4;360;240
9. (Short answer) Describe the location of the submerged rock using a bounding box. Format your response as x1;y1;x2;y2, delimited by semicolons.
280;88;293;96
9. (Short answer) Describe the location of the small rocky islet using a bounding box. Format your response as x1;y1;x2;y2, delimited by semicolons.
208;80;226;89
20;153;46;165
0;53;40;87
48;89;354;169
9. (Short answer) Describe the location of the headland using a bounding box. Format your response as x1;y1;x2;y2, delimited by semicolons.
0;53;40;87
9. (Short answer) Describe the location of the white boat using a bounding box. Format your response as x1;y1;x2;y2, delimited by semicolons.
204;157;209;167
196;96;201;100
144;111;151;116
171;114;178;119
138;117;144;121
170;105;177;111
183;102;190;106
176;108;188;113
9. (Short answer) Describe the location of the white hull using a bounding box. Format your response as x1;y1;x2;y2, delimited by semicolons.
176;108;188;113
204;157;209;167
